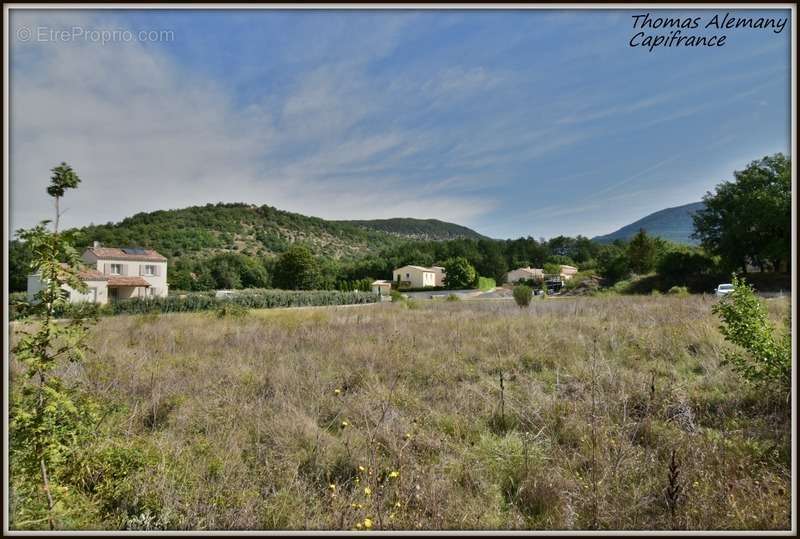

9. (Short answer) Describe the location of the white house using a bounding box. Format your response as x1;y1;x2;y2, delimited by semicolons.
27;243;168;305
392;265;436;288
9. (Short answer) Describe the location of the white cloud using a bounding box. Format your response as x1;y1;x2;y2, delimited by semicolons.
9;10;498;233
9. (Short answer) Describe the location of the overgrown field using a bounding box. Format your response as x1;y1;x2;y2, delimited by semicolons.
9;296;792;530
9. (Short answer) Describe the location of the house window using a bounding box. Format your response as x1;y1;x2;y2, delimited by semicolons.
143;265;156;276
405;273;410;279
110;263;123;275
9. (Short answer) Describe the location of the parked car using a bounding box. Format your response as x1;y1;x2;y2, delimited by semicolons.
714;283;734;297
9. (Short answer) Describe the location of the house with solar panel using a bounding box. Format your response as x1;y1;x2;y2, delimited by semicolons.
27;241;168;305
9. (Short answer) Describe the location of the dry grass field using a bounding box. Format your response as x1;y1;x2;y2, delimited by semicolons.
10;295;792;531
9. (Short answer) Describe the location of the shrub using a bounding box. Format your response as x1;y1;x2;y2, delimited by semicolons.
513;285;533;308
446;294;461;302
668;285;689;296
477;276;496;291
8;290;381;320
712;275;791;389
215;302;249;318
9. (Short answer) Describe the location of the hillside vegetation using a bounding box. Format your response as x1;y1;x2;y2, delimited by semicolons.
9;296;791;530
72;203;484;260
338;218;488;241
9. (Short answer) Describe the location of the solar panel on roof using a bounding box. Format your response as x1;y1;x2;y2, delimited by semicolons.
122;247;147;254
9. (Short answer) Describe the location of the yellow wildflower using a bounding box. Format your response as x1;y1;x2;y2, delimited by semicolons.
358;465;366;473
363;518;373;529
329;484;336;491
388;471;400;479
341;420;349;428
364;486;372;496
334;388;342;395
404;433;412;439
355;523;362;529
394;501;402;508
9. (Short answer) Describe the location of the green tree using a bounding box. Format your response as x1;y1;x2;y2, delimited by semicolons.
543;263;561;275
656;248;717;286
208;255;242;289
627;229;661;274
596;243;630;283
11;164;98;529
46;163;81;233
443;256;477;289
273;245;320;290
693;154;791;273
712;275;791;390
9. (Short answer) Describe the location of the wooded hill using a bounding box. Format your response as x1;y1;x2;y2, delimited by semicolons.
71;203;486;260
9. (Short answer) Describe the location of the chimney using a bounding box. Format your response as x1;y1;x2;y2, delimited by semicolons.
93;241;101;249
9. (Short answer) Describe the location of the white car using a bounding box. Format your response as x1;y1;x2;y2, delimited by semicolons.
714;283;734;297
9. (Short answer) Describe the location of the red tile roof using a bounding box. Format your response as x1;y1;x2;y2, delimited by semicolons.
107;276;151;287
58;263;108;281
78;268;108;281
86;247;167;262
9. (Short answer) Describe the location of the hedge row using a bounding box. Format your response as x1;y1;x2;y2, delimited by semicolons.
12;289;380;320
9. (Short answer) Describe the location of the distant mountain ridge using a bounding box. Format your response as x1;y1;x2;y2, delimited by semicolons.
592;201;705;245
338;218;487;241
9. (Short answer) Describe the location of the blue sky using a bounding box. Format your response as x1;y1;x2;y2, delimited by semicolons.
10;8;791;239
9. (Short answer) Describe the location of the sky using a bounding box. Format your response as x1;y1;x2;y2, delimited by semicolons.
8;8;792;240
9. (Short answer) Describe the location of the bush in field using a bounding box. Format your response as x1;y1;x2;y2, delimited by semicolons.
446;294;460;302
215;302;249;318
667;286;689;296
712;275;791;390
513;285;532;308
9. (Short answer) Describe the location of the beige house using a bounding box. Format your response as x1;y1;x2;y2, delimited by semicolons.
430;266;446;287
27;243;168;305
506;267;544;284
559;265;578;280
392;265;436;288
371;280;392;297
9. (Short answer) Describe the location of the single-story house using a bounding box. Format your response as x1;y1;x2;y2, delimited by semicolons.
27;242;168;305
559;265;578;280
505;267;544;284
371;280;393;297
392;265;437;288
